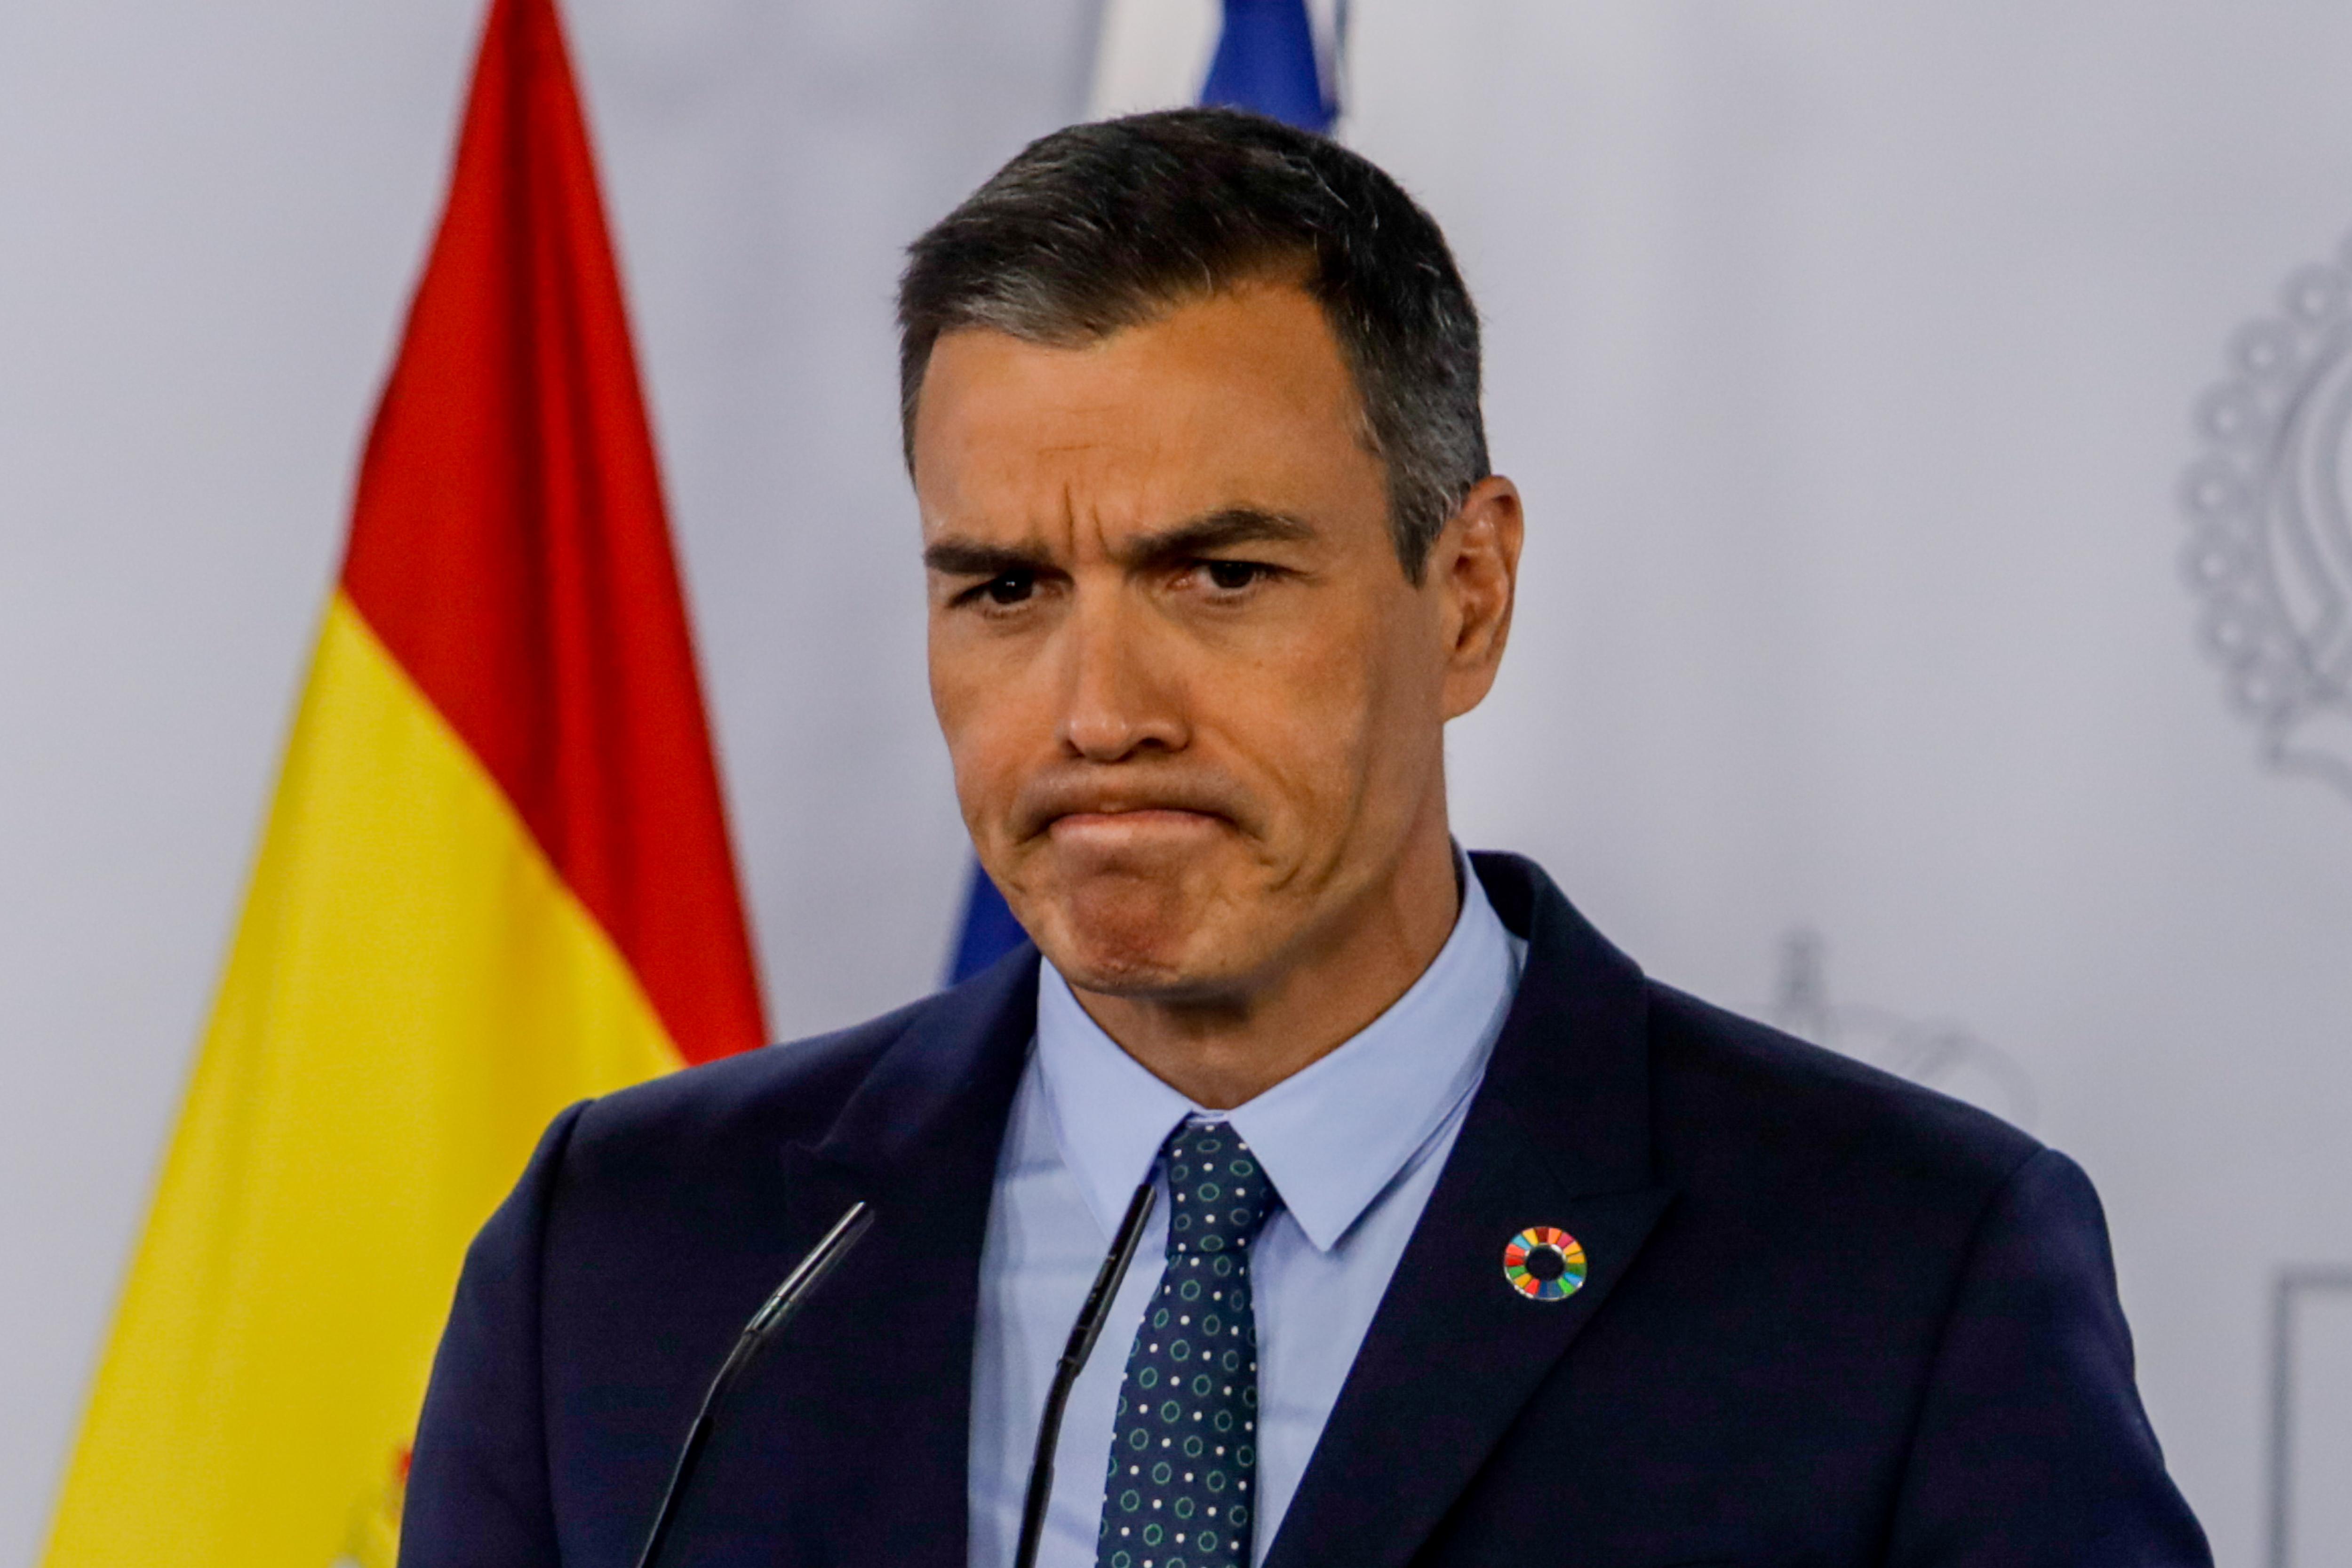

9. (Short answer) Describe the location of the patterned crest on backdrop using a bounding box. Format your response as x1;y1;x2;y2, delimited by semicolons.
1767;930;2035;1130
2181;238;2352;799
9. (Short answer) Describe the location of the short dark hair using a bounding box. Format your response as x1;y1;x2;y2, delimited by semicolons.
896;108;1488;581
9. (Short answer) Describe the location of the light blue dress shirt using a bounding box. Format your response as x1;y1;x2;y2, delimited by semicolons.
967;862;1527;1568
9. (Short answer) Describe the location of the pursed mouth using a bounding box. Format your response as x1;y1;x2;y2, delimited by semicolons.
1040;805;1237;846
1011;770;1254;843
1048;805;1227;828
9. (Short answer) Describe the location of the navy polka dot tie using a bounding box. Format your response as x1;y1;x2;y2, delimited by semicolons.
1096;1121;1280;1568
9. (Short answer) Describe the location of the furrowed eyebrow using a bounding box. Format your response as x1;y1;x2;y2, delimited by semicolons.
1112;507;1318;571
922;538;1057;578
921;508;1317;579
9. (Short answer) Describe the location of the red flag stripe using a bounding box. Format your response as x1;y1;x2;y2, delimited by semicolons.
340;0;763;1065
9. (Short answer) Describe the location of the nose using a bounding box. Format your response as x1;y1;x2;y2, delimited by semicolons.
1055;590;1188;762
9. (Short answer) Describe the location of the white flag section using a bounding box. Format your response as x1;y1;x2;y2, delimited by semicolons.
14;4;2352;1565
1090;0;1218;116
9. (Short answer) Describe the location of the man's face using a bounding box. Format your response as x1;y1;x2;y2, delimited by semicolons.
915;279;1507;1003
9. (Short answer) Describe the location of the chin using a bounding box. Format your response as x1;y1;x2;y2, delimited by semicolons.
1028;882;1241;999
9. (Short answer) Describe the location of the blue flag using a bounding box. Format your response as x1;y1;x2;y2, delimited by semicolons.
948;860;1032;985
945;0;1339;983
1201;0;1335;133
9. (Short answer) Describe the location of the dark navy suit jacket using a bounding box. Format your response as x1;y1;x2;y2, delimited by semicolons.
403;854;2210;1567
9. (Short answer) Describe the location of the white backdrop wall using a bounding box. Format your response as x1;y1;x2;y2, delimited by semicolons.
4;4;2348;1565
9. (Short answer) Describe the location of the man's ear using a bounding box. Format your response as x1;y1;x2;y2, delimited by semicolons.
1434;475;1524;721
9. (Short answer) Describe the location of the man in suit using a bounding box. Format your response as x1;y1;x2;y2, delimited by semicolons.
403;110;2211;1568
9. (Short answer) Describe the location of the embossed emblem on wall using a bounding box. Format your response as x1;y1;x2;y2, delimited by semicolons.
2182;242;2352;797
1769;930;2035;1130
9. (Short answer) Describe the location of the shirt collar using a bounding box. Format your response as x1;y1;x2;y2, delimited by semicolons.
1034;853;1524;1253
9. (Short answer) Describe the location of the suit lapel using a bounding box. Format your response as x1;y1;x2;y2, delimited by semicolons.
705;947;1040;1568
1263;856;1676;1568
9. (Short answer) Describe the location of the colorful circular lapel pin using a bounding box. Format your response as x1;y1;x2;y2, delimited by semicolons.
1503;1226;1587;1302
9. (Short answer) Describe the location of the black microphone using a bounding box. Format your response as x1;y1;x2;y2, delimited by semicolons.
1013;1178;1158;1568
634;1199;876;1568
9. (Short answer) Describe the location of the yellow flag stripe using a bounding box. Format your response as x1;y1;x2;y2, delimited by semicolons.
43;592;683;1567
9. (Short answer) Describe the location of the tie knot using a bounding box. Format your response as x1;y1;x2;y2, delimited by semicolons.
1163;1120;1279;1255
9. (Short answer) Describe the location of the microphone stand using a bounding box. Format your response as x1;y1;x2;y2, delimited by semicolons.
634;1200;876;1568
1012;1178;1158;1568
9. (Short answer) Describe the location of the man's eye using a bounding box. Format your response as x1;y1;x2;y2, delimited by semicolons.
982;571;1036;605
1203;560;1264;591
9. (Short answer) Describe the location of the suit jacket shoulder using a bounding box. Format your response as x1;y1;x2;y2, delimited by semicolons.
558;992;931;1195
1645;979;2042;1242
1284;854;2208;1568
404;955;1043;1568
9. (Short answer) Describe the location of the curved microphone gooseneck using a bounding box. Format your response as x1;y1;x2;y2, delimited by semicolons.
634;1200;877;1568
1013;1178;1159;1568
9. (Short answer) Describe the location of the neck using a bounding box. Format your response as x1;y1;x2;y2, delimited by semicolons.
1068;815;1463;1110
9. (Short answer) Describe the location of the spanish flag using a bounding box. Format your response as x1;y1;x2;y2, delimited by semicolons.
40;0;764;1561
